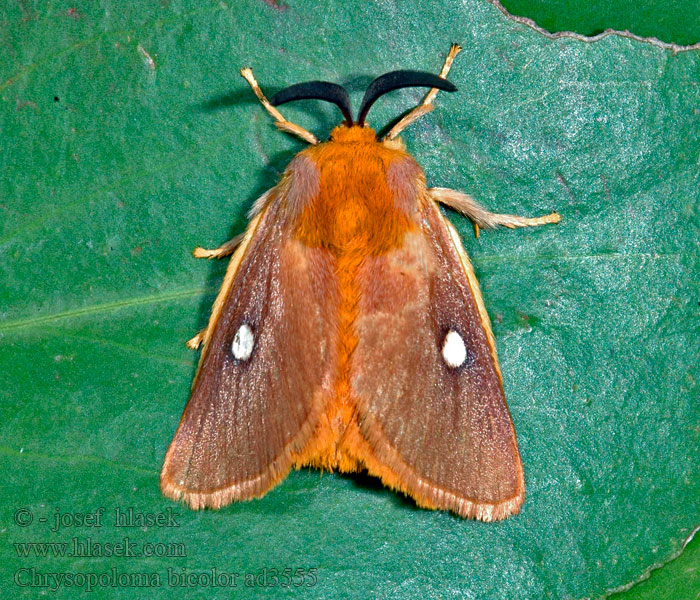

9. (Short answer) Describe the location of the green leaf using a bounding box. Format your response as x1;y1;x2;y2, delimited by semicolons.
1;1;698;599
609;529;700;600
499;0;700;47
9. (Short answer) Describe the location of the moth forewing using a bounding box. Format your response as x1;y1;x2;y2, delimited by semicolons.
160;189;338;509
434;204;503;384
189;209;266;375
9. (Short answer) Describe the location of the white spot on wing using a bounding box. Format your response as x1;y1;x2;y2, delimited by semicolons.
232;323;254;361
442;330;467;368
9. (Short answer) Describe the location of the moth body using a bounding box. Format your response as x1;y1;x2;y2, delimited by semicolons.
277;124;437;473
161;50;560;521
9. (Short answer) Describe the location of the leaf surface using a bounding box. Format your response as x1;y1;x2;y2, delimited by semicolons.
1;1;698;598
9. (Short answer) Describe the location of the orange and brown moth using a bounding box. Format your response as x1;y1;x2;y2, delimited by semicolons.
161;45;560;521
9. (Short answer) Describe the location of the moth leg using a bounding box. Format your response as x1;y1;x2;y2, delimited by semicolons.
240;67;319;145
193;232;245;259
385;44;462;141
429;187;561;233
186;330;205;350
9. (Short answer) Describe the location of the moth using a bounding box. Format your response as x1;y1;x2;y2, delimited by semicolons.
161;45;560;521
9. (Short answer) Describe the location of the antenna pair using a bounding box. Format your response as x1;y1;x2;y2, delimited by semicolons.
241;44;462;144
272;69;456;127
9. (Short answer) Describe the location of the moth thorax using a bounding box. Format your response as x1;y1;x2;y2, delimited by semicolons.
232;323;254;361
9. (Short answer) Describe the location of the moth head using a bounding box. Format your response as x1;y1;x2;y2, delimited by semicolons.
269;70;457;139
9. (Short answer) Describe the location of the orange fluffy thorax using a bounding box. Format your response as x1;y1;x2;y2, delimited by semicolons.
290;125;425;472
294;125;417;254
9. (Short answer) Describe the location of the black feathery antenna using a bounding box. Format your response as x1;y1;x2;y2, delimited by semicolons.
356;70;457;126
270;81;354;125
